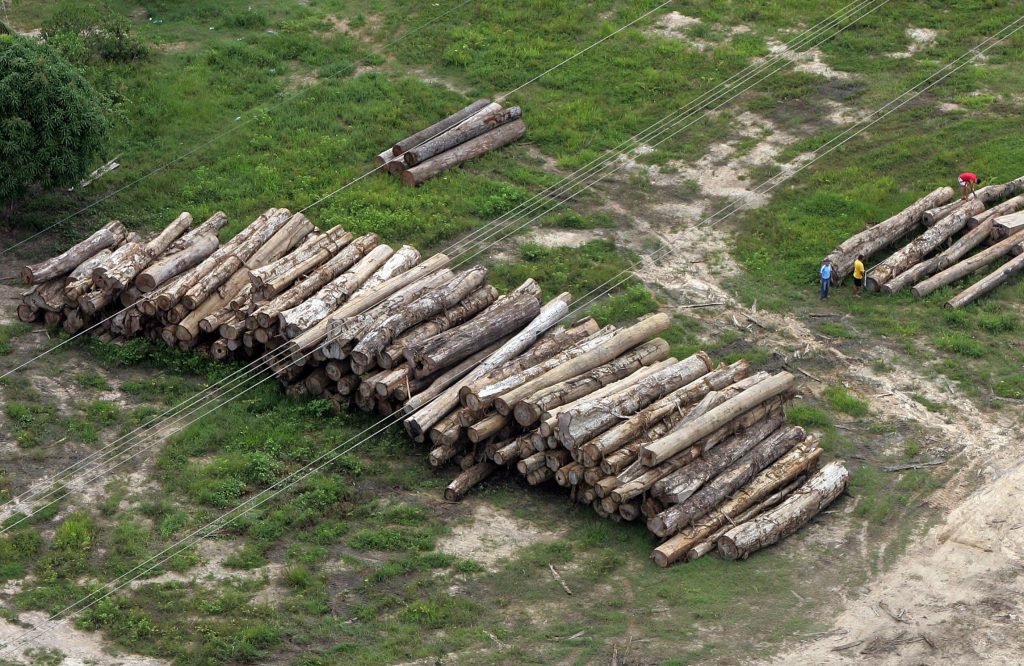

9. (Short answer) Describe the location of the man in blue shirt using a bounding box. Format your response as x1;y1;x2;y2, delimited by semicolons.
820;259;832;300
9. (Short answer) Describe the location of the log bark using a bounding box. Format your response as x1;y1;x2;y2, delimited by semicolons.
167;211;228;252
649;416;785;505
173;267;252;344
824;187;953;283
349;267;488;369
881;219;993;295
403;337;511;416
61;248;114;305
404;283;544;378
973;175;1024;205
946;246;1024;308
493;313;670;417
136;234;219;292
466;412;509;444
182;209;294;309
460;322;610;411
403;106;522;167
402;287;569;438
443;461;498;502
22;220;128;284
716;461;848;560
378;285;499;368
912;230;1024;297
252;233;380;329
246;212;315;268
401;120;526;187
287;253;451;361
349;245;421;300
649;425;806;537
579;360;752;467
251;227;353;297
555;351;713;449
279;244;395;337
513;338;671;426
865;201;981;291
392;99;493;155
98;211;193;291
640;372;795;466
921;199;968;227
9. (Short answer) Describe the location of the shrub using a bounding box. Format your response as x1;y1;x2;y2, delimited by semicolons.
0;36;107;204
42;1;147;63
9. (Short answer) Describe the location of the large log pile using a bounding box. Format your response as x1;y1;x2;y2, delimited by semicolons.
21;211;847;565
823;175;1024;305
375;99;526;187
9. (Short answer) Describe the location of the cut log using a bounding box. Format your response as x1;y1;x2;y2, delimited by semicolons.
392;99;493;155
405;283;544;378
993;210;1024;240
403;106;522;167
136;234;219;292
493;313;670;416
513;338;671;426
443;461;498;502
378;285;499;369
403;288;570;438
579;360;752;467
460;323;612;411
649;416;785;505
921;199;967;227
349;245;421;300
649;425;806;537
61;248;114;305
466;412;509;444
287;254;451;361
98;211;193;291
350;267;488;369
402;120;526;187
865;201;981;291
246;212;315;268
881;219;993;295
640;372;795;467
912;230;1024;297
824;187;953;283
252;227;353;297
252;233;380;329
22;220;128;284
716;461;848;560
973;175;1024;205
969;194;1024;229
946;247;1024;308
173;267;251;344
279;244;395;337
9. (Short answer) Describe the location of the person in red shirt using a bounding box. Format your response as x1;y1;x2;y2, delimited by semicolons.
958;172;980;200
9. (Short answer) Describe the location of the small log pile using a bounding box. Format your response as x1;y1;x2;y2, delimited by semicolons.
21;212;847;565
374;99;526;187
823;175;1024;307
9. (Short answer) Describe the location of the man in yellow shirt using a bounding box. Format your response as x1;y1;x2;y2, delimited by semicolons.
852;254;865;296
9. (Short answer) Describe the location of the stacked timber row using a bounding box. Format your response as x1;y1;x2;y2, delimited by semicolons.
823;175;1024;307
374;99;526;187
21;213;847;565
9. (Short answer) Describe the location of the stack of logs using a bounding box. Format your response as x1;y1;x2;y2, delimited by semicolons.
824;175;1024;307
374;99;525;187
19;211;847;565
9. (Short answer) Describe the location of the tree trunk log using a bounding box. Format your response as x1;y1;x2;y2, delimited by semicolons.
392;99;493;155
513;338;670;426
136;234;219;292
494;313;670;417
640;372;795;466
460;322;610;411
279;244;395;337
350;267;488;369
402;286;569;438
466;412;508;444
22;220;128;284
973;175;1024;206
946;246;1024;308
167;211;228;252
969;193;1024;229
648;425;805;537
444;461;498;502
866;201;981;291
579;360;752;467
349;245;421;300
921;199;968;227
912;230;1024;297
824;187;953;283
252;227;352;297
403;106;522;167
648;415;786;505
98;211;193;291
881;219;993;294
173;267;251;344
716;461;848;560
993;210;1024;240
404;284;545;378
252;233;380;328
401;120;526;187
61;248;114;305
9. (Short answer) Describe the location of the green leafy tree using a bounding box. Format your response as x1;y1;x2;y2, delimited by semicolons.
0;35;107;205
42;1;147;64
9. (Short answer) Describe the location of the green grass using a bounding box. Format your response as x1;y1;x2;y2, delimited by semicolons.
823;385;870;417
0;322;33;355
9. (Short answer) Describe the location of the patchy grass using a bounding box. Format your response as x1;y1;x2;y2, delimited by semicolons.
824;385;870;417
